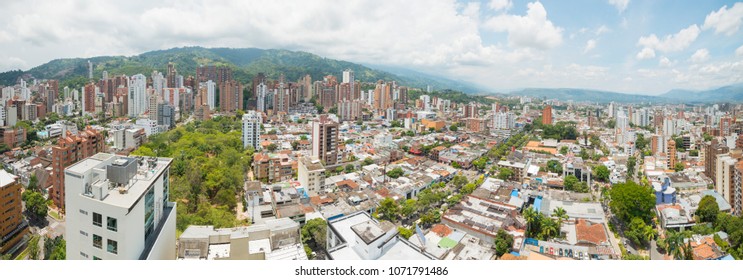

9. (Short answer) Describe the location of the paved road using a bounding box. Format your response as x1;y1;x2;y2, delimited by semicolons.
650;240;665;260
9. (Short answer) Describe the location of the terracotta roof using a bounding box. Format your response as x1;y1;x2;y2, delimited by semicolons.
309;196;335;206
575;219;608;246
336;179;359;189
431;224;453;237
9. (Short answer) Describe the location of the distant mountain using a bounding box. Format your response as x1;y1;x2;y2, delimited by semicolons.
660;84;743;103
367;64;485;93
0;46;480;93
507;88;670;104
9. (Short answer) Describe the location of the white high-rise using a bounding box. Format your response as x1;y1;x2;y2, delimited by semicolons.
152;71;166;95
242;111;262;150
256;82;268;112
128;74;147;118
493;111;515;130
205;80;216;110
65;153;177;260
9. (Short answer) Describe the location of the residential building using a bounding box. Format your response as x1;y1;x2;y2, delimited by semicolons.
242;111;262;150
65;153;177;260
312;116;340;166
0;170;29;256
298;157;326;196
128;74;147;118
253;153;294;184
51;128;106;211
542;105;553;125
219;80;243;113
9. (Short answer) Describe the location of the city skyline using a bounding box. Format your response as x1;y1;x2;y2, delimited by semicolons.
1;1;742;95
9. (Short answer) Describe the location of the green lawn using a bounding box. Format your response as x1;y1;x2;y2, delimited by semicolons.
48;211;60;220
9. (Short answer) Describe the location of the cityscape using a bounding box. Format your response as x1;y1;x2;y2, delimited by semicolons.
0;0;743;264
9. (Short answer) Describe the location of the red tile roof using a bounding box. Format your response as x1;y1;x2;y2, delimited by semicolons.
575;219;608;246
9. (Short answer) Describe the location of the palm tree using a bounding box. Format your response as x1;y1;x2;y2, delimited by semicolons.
523;207;538;237
665;231;684;259
540;217;559;240
641;226;656;246
552;207;569;228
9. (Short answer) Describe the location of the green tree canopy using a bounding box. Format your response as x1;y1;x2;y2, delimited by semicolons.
494;229;514;258
594;165;610;182
386;167;404;179
697;195;719;224
608;181;656;223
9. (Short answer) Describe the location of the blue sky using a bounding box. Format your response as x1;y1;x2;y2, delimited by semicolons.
0;0;741;95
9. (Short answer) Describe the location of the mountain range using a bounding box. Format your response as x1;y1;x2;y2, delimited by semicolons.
0;46;741;104
0;47;479;93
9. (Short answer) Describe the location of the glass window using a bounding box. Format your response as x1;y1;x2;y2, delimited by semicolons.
144;187;155;241
93;256;101;260
93;212;102;227
107;217;117;232
107;239;118;255
93;235;102;249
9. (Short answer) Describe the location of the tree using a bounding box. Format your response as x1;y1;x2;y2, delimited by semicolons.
300;135;308;141
594;165;610;182
539;216;560;240
523;207;540;238
291;141;300;150
44;236;65;260
301;218;328;254
214;188;237;212
400;199;418;217
494;229;514;258
697;195;720;224
266;143;278;152
608;181;656;223
559;146;569;155
472;157;487;171
362;157;374;166
625;217;655;248
345;164;355;173
627;156;637;179
564;175;579;191
546;160;562;174
451;161;461;169
398;227;414;239
498;168;514;181
27;174;39;192
335;166;344;174
449;125;458;132
635;133;648;150
28;234;40;260
23;191;48;220
674;162;685;172
552;207;569;228
376;198;400;222
451;175;468;189
386;167;404;179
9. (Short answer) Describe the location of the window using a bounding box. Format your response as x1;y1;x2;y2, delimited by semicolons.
144;187;155;241
80;252;88;258
79;209;88;215
93;235;102;249
107;239;118;255
107;217;117;232
93;212;102;227
93;256;101;260
80;230;88;237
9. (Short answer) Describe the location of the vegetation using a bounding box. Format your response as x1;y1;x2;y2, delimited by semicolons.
22;190;48;221
131;116;251;234
497;168;514;181
593;165;610;182
696;195;719;224
546;160;562;174
44;236;65;260
625;217;655;248
494;229;514;258
386;167;404;179
539;122;578;140
398;227;414;239
301;218;327;259
608;181;655;224
673;162;685;172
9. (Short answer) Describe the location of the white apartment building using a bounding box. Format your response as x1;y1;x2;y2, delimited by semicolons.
298;157;326;196
128;74;147;118
242;111;262;150
65;153;176;260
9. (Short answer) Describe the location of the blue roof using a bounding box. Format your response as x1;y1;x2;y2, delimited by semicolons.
511;189;519;197
533;196;543;212
719;255;735;260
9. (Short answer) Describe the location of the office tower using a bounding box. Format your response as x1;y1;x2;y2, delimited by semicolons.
157;103;175;129
542;105;553;125
88;60;93;79
242;111;262;150
203;80;216;110
128;74;147;117
83;83;97;113
312;115;340;166
65;154;177;260
706;139;730;184
51;128;106;211
667;139;677;169
255;82;268;113
0;170;28;256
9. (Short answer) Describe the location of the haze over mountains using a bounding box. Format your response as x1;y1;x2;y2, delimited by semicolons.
0;46;741;103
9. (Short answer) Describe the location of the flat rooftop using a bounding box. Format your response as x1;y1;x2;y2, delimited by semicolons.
66;153;172;208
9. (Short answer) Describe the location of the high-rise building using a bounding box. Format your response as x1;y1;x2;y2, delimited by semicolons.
298;157;326;196
51;128;106;211
128;74;147;118
64;153;177;260
493;111;515;130
464;103;479;118
196;66;233;84
732;161;743;216
219;80;243;113
202;80;216;110
705;139;730;184
312;116;340;166
242;111;262;150
667;139;677;169
166;62;177;89
0;170;29;256
542;105;553;125
88;60;93;79
721;116;734;137
255;82;268;113
83;83;97;113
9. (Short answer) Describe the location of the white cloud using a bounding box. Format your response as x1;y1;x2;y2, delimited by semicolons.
584;39;597;53
489;0;512;11
703;3;743;36
608;0;629;13
637;24;700;53
690;48;710;63
658;56;676;67
737;45;743;57
595;25;611;36
484;2;564;50
461;2;481;20
636;47;656;60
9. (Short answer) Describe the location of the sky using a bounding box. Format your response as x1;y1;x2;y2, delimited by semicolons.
1;0;742;95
